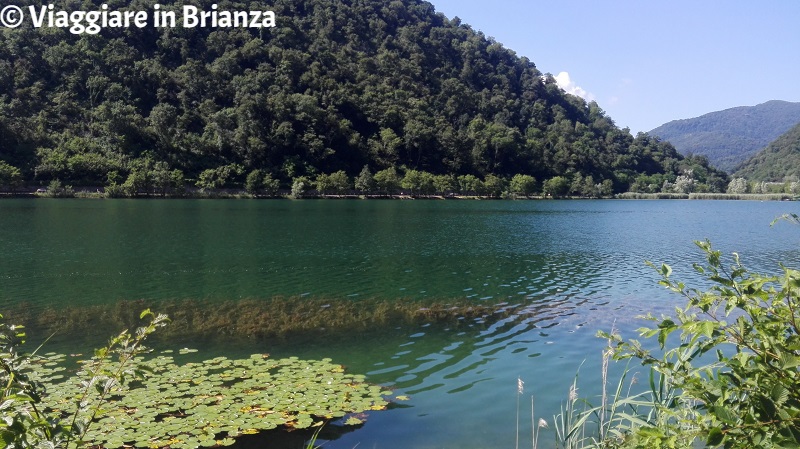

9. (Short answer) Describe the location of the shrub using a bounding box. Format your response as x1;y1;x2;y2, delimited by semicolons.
600;240;800;448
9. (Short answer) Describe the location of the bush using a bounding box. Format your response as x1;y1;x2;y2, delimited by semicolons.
600;240;800;448
45;179;75;198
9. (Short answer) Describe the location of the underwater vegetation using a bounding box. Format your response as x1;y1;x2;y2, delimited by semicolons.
6;296;520;345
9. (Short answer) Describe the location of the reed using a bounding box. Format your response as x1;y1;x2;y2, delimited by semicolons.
688;192;792;201
614;192;689;200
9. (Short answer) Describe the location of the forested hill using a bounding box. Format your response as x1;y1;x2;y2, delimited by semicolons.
734;122;800;181
649;100;800;173
0;0;725;194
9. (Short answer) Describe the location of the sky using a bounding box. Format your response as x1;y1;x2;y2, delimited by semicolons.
428;0;800;134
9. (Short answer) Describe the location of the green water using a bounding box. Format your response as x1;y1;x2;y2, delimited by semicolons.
1;198;799;448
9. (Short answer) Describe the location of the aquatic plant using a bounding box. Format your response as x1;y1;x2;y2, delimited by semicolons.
7;296;520;347
3;309;392;449
0;309;169;449
35;352;390;449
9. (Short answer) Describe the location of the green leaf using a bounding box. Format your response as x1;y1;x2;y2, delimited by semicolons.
707;427;724;446
711;405;737;425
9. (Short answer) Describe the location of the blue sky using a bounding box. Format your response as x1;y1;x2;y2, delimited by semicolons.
429;0;800;134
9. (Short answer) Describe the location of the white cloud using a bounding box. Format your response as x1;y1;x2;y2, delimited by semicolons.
554;72;596;102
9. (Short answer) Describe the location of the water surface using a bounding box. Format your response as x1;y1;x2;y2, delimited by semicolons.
1;199;798;448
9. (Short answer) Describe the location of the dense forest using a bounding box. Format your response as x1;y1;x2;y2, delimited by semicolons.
734;121;800;181
649;100;800;173
0;0;727;195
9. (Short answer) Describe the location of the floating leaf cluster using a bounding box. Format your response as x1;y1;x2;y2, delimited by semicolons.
29;351;391;449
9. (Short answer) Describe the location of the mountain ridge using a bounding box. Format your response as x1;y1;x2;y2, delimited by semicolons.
734;121;800;181
649;100;800;172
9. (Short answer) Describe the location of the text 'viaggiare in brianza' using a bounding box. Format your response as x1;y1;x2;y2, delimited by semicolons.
0;4;277;35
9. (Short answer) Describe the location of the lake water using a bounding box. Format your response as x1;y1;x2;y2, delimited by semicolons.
1;198;799;448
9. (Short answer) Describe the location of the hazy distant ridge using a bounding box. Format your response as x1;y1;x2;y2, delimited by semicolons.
649;100;800;172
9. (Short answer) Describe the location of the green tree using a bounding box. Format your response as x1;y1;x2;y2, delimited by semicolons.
151;161;173;197
374;167;401;196
457;174;484;195
195;169;220;193
598;179;613;197
328;170;351;195
170;170;186;196
401;169;435;196
196;164;244;193
245;169;264;195
0;161;23;191
370;128;402;168
262;173;280;197
483;174;506;198
354;165;376;194
433;174;456;195
509;174;537;197
543;176;570;198
290;176;309;199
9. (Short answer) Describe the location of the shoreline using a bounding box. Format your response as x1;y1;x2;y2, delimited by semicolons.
0;191;796;201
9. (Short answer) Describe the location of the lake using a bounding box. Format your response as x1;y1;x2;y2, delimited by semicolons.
1;198;799;448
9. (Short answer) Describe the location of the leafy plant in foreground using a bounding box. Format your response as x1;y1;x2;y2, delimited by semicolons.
600;241;800;448
1;309;169;449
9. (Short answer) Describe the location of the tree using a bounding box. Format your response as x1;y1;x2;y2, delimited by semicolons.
245;169;264;195
457;174;484;195
673;174;694;194
401;169;434;196
509;174;537;197
151;161;173;197
433;174;456;195
196;169;221;193
0;161;23;191
373;167;401;196
354;165;375;194
290;176;309;199
543;176;570;198
483;174;506;198
598;179;613;197
726;177;748;194
315;173;334;195
262;173;280;197
195;164;244;193
328;170;351;195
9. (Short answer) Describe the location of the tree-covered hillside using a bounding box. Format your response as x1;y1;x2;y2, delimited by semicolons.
0;0;725;194
733;122;800;181
649;100;800;173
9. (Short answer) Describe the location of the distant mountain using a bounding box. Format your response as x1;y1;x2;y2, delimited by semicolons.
649;100;800;172
734;122;800;181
